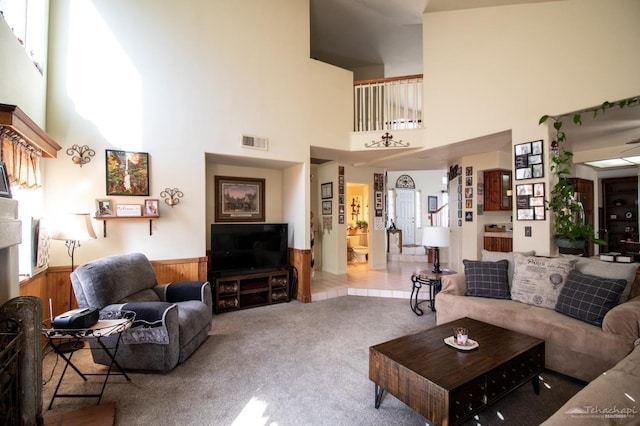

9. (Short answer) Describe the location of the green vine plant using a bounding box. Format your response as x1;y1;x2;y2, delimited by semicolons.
539;96;639;245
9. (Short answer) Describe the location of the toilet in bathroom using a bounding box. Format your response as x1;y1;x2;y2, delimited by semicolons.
347;235;368;263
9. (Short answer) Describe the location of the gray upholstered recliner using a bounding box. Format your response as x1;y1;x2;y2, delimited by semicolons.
71;252;212;372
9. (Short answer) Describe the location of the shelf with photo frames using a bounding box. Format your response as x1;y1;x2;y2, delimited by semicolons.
94;199;160;236
515;182;545;220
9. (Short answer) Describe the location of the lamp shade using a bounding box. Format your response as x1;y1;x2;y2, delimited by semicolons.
50;213;97;241
422;226;450;248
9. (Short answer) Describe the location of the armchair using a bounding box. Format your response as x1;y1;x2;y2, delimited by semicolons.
71;252;212;372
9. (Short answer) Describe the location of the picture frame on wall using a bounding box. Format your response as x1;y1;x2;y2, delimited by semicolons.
214;176;265;222
321;182;333;199
105;150;150;196
322;200;332;215
428;196;438;212
515;183;545;220
514;140;544;180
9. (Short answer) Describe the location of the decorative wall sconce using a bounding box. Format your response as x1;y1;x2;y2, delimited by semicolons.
350;197;360;220
365;132;410;148
160;187;184;207
66;144;95;167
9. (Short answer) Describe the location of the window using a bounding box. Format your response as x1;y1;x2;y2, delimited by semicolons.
415;190;422;228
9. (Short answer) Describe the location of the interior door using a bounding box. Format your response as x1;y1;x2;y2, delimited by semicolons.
395;188;415;245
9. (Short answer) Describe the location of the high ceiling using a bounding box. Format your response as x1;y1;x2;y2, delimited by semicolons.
309;0;640;172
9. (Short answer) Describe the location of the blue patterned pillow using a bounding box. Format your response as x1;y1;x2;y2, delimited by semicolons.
464;259;510;299
555;270;627;327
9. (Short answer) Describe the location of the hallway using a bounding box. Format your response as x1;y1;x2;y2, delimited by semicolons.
311;259;445;302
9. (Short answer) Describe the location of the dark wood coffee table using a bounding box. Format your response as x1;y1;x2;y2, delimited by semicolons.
369;317;544;425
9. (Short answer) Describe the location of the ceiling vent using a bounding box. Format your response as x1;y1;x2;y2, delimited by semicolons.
242;135;268;150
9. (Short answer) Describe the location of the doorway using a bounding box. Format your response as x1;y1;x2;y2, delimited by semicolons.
346;182;369;270
394;188;416;245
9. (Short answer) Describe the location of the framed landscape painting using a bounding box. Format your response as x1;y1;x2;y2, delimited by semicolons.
215;176;265;222
105;150;149;196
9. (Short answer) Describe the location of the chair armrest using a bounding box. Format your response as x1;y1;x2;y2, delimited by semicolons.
603;295;640;340
440;273;467;296
102;301;175;327
155;281;212;308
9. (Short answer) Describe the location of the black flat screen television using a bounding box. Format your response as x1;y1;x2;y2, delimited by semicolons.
210;223;288;276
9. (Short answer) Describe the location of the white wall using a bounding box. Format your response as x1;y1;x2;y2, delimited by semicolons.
43;0;353;265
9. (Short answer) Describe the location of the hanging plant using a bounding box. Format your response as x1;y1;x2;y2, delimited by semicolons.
539;96;639;246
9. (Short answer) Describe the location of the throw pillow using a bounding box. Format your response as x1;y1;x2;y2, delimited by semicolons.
555;270;627;327
464;259;511;299
511;254;578;309
481;250;536;287
574;257;638;303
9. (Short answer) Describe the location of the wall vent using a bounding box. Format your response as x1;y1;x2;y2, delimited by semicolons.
242;135;268;150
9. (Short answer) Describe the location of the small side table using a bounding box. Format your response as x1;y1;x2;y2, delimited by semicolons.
410;269;456;315
43;311;135;409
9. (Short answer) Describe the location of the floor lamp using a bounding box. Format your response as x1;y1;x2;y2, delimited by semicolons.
50;213;97;309
422;227;450;274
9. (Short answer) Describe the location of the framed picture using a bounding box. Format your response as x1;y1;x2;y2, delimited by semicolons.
0;161;12;199
339;175;344;185
375;191;383;209
514;140;544;180
322;200;332;215
465;211;473;222
95;199;113;217
321;182;333;199
105;150;149;196
466;199;473;209
339;214;345;224
428;196;438;212
116;204;142;217
515;183;545;220
144;199;159;217
215;176;265;222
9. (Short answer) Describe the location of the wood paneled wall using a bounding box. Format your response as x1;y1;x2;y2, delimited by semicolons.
290;247;311;303
19;256;208;317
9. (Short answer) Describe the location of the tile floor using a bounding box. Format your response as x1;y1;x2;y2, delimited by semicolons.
311;248;443;302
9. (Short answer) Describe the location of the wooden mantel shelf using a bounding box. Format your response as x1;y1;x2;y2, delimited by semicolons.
0;104;62;158
94;215;160;237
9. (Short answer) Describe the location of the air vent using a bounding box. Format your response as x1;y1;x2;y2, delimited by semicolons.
242;135;268;150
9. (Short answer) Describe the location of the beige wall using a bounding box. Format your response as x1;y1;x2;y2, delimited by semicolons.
423;0;640;266
43;0;352;266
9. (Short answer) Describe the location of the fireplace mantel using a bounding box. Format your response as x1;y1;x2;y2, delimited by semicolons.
0;103;62;158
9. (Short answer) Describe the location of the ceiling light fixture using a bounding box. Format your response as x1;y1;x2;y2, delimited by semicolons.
365;132;409;148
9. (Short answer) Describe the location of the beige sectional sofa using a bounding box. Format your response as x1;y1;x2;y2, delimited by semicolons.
542;343;640;425
435;253;640;383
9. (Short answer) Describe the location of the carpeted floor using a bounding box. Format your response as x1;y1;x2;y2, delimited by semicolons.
42;296;585;425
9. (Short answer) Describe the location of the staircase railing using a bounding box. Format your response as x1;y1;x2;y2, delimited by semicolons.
353;74;423;132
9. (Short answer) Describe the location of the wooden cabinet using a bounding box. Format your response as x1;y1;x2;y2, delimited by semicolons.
483;169;512;211
483;236;513;253
602;176;639;253
215;269;289;313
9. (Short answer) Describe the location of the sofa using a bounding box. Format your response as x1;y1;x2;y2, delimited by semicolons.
542;342;640;425
435;251;640;383
71;252;213;372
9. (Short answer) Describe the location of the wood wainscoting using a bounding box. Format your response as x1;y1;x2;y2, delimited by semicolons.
20;256;209;319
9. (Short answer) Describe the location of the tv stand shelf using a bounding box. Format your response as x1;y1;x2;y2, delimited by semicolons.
215;269;289;313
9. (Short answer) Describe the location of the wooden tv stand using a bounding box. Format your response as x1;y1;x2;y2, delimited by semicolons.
214;269;289;313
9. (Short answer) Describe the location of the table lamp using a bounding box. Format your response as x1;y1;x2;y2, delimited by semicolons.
50;213;97;308
422;226;450;274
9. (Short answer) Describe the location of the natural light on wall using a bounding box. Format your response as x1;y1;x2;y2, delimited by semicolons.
67;0;141;149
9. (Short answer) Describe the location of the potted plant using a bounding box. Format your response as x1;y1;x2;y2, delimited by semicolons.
356;220;368;230
538;98;639;251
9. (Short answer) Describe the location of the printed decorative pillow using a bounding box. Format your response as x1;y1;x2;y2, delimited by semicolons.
511;254;578;309
464;259;511;299
481;250;536;287
555;270;627;327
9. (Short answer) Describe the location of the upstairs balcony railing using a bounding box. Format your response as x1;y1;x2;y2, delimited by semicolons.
354;74;423;132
